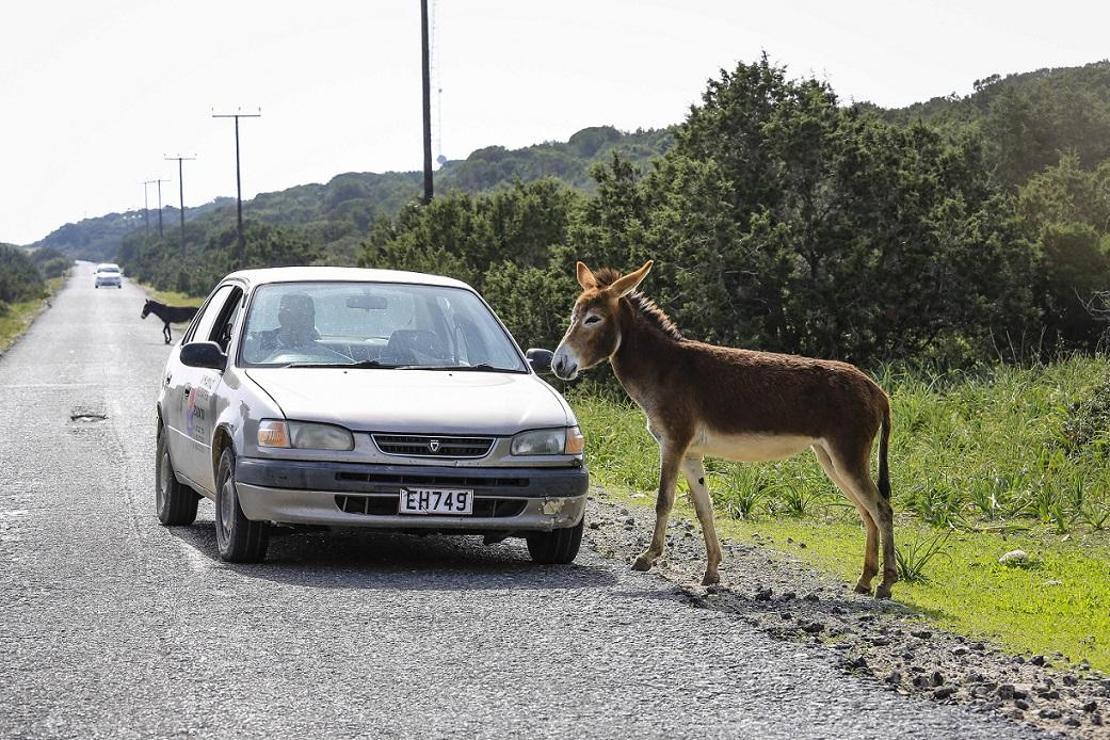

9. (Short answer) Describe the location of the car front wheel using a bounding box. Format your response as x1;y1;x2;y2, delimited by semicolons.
526;519;584;564
156;425;198;525
214;447;269;562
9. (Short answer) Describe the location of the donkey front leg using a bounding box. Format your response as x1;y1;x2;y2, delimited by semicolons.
682;456;722;586
632;443;684;573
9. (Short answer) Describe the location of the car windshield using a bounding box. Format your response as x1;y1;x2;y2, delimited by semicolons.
98;265;119;273
239;281;527;372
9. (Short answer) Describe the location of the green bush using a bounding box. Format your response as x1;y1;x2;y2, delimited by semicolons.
0;245;44;304
359;58;1049;367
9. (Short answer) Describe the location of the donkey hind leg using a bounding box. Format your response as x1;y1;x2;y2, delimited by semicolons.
163;322;172;344
813;445;878;594
632;443;684;573
681;457;722;586
825;442;897;599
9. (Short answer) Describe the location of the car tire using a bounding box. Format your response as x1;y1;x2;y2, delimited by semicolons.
156;425;198;525
214;447;269;563
526;518;584;564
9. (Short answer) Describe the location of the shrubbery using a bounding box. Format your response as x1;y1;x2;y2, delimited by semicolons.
0;245;45;305
358;58;1109;367
118;221;321;298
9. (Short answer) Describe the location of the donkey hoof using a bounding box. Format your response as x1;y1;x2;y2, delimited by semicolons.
701;571;720;587
875;584;894;600
853;582;873;595
631;555;654;572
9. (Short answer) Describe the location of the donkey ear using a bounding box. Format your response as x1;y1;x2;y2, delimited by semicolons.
576;261;598;290
608;260;654;298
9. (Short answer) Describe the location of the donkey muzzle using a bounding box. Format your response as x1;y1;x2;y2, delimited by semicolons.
551;346;579;381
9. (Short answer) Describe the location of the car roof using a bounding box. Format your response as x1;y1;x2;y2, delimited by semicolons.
96;263;119;269
222;266;474;291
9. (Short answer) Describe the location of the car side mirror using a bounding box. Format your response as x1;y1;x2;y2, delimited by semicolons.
181;341;227;371
526;348;553;373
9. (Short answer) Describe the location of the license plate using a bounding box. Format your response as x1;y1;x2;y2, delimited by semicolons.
399;487;473;515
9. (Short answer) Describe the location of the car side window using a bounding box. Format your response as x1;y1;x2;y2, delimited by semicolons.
186;286;235;345
210;288;245;353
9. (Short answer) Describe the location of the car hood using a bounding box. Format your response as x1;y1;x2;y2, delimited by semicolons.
244;368;571;435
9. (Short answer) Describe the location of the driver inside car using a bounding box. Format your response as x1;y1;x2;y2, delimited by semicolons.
255;292;320;354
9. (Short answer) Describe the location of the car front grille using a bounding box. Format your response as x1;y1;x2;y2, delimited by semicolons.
334;495;526;518
334;471;528;488
372;434;494;458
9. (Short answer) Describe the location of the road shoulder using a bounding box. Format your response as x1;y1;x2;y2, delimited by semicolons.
585;491;1109;738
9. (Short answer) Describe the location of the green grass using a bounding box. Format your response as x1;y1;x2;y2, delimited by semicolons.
142;285;204;308
572;356;1110;670
0;276;66;353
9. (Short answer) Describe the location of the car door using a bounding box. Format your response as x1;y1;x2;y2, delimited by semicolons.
165;285;238;492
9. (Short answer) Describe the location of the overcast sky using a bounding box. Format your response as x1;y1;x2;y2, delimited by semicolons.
2;0;1107;245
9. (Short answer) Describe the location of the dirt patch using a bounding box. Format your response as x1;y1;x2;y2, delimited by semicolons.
585;492;1108;738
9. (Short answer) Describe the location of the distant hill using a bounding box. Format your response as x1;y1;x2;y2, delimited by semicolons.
865;60;1110;185
439;125;672;191
183;125;672;261
30;126;672;264
29;199;233;262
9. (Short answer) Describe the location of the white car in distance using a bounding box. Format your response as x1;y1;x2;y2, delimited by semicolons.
94;263;123;288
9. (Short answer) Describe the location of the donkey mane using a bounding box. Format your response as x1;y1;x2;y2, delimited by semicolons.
594;267;684;341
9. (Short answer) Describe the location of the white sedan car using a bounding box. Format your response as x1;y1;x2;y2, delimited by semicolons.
154;266;587;564
94;263;123;288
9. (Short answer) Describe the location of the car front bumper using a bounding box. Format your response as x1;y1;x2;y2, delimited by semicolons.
234;458;588;532
95;277;121;286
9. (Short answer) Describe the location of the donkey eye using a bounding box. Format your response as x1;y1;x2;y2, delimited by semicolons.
584;315;602;325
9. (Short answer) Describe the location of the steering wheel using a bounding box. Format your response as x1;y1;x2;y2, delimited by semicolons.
261;342;353;365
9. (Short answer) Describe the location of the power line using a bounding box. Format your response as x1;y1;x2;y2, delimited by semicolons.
211;108;261;262
164;155;196;252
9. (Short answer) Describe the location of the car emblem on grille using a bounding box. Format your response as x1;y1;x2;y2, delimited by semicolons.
428;439;441;453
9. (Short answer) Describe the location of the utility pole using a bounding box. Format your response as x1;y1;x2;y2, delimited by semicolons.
155;179;167;238
164;155;195;252
211;108;261;261
144;179;169;239
141;181;151;235
421;0;433;204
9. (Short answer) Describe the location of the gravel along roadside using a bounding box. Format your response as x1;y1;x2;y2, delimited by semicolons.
584;491;1109;738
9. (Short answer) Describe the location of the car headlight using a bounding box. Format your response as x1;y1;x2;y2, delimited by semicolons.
511;426;585;456
257;419;354;451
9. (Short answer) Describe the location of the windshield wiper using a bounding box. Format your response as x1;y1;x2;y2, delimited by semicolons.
394;363;517;372
280;359;401;369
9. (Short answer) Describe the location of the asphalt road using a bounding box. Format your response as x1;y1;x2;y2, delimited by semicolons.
0;264;1034;739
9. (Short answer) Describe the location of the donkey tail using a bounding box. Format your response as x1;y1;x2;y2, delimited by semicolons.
878;400;892;500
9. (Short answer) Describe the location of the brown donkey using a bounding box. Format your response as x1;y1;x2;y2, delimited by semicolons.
552;261;897;598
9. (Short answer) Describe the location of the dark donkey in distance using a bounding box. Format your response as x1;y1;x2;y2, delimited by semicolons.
141;299;198;344
552;261;897;597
